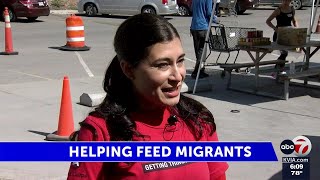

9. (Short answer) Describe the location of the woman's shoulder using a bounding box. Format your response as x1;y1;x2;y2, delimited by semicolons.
274;6;281;13
83;115;107;126
77;115;110;141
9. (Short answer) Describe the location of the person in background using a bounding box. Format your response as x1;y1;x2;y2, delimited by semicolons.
190;0;214;79
215;0;221;17
266;0;298;76
67;13;228;180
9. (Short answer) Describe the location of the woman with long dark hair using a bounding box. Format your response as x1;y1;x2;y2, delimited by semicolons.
266;0;298;77
67;13;228;180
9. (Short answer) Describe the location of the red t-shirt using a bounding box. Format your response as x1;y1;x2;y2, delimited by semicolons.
67;108;228;180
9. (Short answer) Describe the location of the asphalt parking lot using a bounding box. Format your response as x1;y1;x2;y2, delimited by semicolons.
0;7;319;179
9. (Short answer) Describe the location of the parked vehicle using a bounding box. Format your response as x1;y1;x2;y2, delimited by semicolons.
78;0;179;17
0;0;50;22
177;0;192;16
176;0;257;16
256;0;312;10
220;0;257;15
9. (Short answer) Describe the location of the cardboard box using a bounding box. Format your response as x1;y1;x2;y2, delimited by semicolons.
276;27;307;46
238;37;271;46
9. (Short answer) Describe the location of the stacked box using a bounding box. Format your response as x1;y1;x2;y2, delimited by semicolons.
238;29;271;46
276;27;307;46
238;38;271;46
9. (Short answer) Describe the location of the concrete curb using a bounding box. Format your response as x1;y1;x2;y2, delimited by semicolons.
50;10;78;15
79;78;212;107
80;93;106;107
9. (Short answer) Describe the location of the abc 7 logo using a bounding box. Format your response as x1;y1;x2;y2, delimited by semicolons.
280;135;312;157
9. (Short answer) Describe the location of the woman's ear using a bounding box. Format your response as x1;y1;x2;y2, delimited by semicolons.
120;61;135;80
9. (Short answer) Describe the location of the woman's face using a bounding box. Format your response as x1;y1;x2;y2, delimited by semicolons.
131;37;186;110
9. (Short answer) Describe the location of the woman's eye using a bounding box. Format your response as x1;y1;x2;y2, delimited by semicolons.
178;58;185;64
156;63;169;69
177;59;185;66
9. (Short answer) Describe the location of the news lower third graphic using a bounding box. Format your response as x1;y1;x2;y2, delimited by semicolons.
0;142;278;162
280;135;312;180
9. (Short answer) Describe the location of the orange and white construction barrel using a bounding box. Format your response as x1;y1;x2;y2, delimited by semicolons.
60;14;90;51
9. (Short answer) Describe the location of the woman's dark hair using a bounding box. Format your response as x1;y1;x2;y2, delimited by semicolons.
90;13;215;141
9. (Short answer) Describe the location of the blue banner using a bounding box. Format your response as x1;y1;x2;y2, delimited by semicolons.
0;142;277;162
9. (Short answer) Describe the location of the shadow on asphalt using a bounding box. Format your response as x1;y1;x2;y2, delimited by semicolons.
237;12;253;16
0;18;44;23
75;13;129;19
186;65;320;106
28;130;50;137
269;135;320;180
48;46;61;50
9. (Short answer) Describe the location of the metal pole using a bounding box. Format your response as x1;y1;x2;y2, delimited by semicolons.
192;0;217;94
309;0;319;42
304;1;319;80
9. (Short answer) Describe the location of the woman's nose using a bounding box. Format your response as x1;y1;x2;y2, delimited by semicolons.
170;66;184;81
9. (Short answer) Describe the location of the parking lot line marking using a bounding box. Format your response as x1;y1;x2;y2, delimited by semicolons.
8;70;53;80
185;57;196;63
75;51;94;77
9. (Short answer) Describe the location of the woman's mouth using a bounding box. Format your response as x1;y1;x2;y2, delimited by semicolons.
162;86;180;97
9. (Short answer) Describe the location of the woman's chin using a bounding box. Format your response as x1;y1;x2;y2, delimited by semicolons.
162;94;180;106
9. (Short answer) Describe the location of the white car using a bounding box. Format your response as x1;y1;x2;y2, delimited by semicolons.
78;0;179;16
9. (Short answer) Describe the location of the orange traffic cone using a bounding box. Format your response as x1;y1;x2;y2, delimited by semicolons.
46;76;75;141
60;14;90;51
315;15;320;33
0;7;18;55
